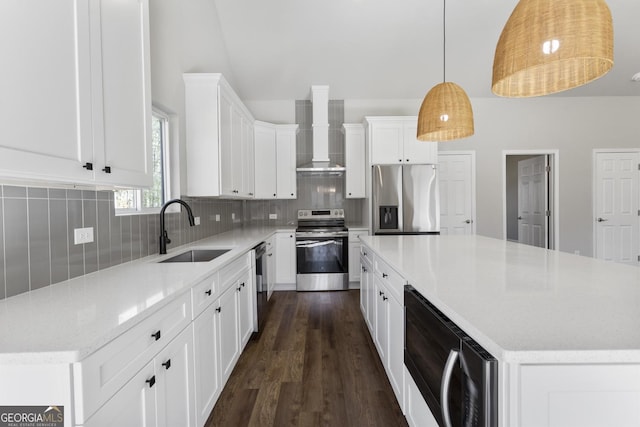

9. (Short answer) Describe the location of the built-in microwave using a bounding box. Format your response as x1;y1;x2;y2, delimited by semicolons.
404;285;498;427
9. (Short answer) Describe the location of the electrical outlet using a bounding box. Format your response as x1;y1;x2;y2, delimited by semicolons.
74;227;94;245
269;213;277;220
194;216;200;225
232;213;235;220
574;250;580;255
215;214;220;222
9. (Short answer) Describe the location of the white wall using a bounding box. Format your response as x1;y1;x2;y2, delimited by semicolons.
149;0;236;195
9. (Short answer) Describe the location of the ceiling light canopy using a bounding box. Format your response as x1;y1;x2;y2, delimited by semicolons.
417;0;475;142
492;0;614;98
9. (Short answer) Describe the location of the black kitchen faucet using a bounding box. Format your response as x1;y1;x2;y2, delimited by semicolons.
159;199;196;254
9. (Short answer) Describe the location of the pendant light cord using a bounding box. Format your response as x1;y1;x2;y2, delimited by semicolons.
443;0;446;83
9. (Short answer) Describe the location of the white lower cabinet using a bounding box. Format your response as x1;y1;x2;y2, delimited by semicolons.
237;267;255;350
360;244;406;414
404;367;439;427
275;231;296;285
266;236;276;300
192;304;221;427
218;283;240;385
85;324;195;427
349;229;368;283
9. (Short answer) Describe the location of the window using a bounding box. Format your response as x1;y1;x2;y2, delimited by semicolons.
115;109;170;213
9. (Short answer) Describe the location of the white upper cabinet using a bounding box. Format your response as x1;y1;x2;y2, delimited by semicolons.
343;124;366;198
275;125;298;199
253;122;278;199
184;73;255;198
253;122;298;200
366;117;437;165
0;0;152;187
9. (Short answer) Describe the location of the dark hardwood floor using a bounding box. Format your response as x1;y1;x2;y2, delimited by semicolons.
205;290;408;427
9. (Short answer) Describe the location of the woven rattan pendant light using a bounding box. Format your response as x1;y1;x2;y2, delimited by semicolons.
492;0;613;97
417;0;474;142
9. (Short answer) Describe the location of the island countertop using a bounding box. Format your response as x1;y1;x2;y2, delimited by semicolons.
359;234;640;364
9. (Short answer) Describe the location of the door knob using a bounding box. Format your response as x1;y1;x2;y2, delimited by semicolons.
464;219;473;224
597;217;608;222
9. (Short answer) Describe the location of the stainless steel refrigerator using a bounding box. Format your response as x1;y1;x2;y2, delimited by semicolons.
372;164;439;234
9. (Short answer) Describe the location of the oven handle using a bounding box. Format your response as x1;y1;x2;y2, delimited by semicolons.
296;240;338;248
295;232;349;238
441;349;460;427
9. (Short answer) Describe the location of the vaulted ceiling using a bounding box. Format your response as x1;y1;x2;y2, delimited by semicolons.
212;0;640;101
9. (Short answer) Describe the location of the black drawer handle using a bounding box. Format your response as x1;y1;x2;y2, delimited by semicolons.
83;162;93;171
240;282;245;287
205;289;212;296
379;290;384;296
102;166;111;173
383;296;388;301
216;307;221;313
237;287;242;292
382;273;388;279
162;359;171;370
151;330;161;341
146;376;156;388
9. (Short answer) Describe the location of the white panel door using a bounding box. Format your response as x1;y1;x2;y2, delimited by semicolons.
253;123;277;199
439;153;475;235
217;285;240;385
192;305;221;427
518;156;548;248
0;1;94;183
595;152;640;265
238;269;255;349
95;0;152;187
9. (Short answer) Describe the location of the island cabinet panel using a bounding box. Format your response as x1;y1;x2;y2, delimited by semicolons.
516;364;640;427
360;242;406;413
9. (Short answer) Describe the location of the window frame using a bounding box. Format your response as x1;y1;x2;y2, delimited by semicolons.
114;107;172;215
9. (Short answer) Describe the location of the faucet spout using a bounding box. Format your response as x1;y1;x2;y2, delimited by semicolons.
159;199;196;254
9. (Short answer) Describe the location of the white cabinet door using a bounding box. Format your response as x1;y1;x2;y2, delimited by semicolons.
344;124;366;198
266;237;276;300
387;294;404;410
403;121;437;164
349;241;361;283
84;361;157;427
95;0;152;187
360;254;373;330
230;105;244;196
242;115;255;198
276;125;298;199
369;120;403;165
192;305;221;427
439;152;475;235
219;87;235;197
275;232;296;284
217;285;240;385
253;122;277;199
0;1;94;184
374;277;388;365
238;269;255;350
155;325;196;427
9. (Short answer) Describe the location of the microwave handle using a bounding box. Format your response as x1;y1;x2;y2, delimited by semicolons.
441;349;460;427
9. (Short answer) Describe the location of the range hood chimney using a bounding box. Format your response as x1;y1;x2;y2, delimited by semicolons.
296;85;346;174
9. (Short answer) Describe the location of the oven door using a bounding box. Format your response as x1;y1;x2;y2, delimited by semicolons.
295;232;348;291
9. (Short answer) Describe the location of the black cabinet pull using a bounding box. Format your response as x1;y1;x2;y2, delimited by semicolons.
205;289;212;296
273;193;276;197
151;330;161;341
406;159;410;162
398;159;402;163
240;282;245;287
102;166;111;173
83;162;93;170
146;376;156;388
215;307;221;313
382;273;388;279
162;359;171;370
379;290;383;296
291;193;294;196
383;296;388;301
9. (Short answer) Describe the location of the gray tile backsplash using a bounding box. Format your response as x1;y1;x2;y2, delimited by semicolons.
0;186;244;300
247;98;365;226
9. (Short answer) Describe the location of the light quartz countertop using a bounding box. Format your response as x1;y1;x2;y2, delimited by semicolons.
0;226;291;364
360;234;640;364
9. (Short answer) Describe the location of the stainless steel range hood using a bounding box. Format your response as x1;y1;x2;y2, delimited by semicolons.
296;85;346;174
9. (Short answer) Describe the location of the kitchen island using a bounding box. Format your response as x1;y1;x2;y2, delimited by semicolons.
360;234;640;427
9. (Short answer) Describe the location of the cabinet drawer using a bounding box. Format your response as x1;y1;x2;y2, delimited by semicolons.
373;257;405;303
219;251;251;286
191;272;218;319
73;291;192;424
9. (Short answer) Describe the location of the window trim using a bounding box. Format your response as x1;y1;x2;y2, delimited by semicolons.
115;107;172;215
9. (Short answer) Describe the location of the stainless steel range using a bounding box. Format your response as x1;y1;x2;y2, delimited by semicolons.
295;209;349;291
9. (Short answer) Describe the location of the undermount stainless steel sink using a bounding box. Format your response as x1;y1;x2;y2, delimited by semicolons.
159;249;231;263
